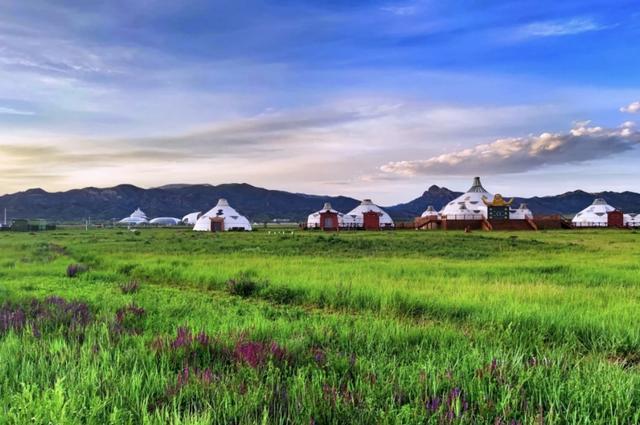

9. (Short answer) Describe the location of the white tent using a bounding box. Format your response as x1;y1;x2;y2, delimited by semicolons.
420;205;439;219
572;198;615;227
510;203;533;220
345;199;394;228
624;213;640;228
193;199;252;231
440;177;494;219
149;217;181;226
118;208;149;225
182;212;202;225
307;202;345;228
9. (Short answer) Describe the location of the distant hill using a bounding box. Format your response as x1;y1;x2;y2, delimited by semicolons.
0;182;639;222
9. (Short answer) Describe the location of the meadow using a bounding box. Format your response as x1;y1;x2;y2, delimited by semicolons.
1;228;639;424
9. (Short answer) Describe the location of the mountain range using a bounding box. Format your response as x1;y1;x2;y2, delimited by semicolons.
1;183;639;223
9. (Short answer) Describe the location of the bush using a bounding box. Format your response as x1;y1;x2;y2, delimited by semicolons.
120;280;140;294
226;272;262;297
66;263;88;278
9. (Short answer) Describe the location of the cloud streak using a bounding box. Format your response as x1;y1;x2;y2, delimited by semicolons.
621;101;640;114
381;121;640;176
519;17;607;37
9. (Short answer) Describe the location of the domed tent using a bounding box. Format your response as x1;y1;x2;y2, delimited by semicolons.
307;202;344;230
182;212;202;225
440;177;494;219
624;213;640;228
118;208;149;225
420;205;439;219
572;198;620;227
193;199;252;232
149;217;181;226
345;199;394;230
509;203;533;220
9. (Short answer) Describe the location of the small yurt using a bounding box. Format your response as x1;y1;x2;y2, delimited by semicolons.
118;208;149;225
193;199;252;232
510;203;533;220
149;217;181;226
421;205;439;219
624;213;640;228
572;198;620;227
345;199;394;230
182;212;202;225
307;202;343;231
440;177;494;219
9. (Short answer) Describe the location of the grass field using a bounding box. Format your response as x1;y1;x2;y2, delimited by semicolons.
1;228;639;424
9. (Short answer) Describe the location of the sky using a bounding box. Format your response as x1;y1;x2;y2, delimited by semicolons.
1;0;639;204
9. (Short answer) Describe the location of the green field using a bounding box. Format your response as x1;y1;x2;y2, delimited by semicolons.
1;228;639;424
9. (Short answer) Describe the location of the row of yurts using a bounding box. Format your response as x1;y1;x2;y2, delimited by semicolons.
118;177;640;231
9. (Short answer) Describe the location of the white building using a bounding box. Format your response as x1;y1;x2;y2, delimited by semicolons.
509;203;533;220
307;202;345;229
182;212;202;225
572;198;615;227
345;199;394;228
118;208;149;225
193;199;252;231
149;217;181;226
624;213;640;228
420;205;439;219
440;177;494;219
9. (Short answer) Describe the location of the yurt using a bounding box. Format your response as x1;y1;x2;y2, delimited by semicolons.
420;205;439;219
345;199;394;230
193;199;252;232
182;212;202;225
149;217;181;226
307;202;344;230
440;177;494;219
624;213;640;228
572;198;620;227
118;208;149;225
509;203;533;220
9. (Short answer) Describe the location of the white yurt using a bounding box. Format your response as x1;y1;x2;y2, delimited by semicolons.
182;212;202;225
307;202;345;229
624;213;640;228
345;199;394;228
572;198;615;227
509;203;533;220
440;177;494;219
420;205;439;219
149;217;181;226
193;199;252;231
118;208;149;225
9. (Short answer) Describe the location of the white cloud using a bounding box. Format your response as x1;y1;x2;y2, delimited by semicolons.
520;17;607;37
0;106;34;116
620;101;640;114
380;121;640;176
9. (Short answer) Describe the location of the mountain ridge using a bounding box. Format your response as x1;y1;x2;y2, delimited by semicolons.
1;182;639;222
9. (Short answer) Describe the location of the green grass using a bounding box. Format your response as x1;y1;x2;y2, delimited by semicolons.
1;228;639;424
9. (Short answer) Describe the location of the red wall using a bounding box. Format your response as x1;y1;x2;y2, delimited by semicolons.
319;212;339;231
363;212;380;230
608;211;624;227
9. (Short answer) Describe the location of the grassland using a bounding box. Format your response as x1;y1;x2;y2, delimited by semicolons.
1;228;639;424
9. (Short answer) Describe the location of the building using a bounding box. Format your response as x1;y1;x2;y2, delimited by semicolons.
149;217;182;226
510;203;533;220
345;199;394;230
307;202;343;231
193;198;252;231
624;213;640;228
182;212;202;225
572;198;623;228
440;177;494;219
118;208;149;225
420;205;439;219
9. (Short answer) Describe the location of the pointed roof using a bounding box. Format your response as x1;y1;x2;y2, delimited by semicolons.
467;177;489;193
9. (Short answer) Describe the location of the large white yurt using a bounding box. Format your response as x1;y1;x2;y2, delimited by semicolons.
307;202;345;229
572;198;615;227
509;203;533;220
345;199;394;228
440;177;494;219
149;217;181;226
420;205;439;219
624;213;640;228
193;199;252;231
182;212;202;225
118;208;149;225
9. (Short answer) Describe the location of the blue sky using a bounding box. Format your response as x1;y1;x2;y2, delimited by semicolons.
0;0;639;203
